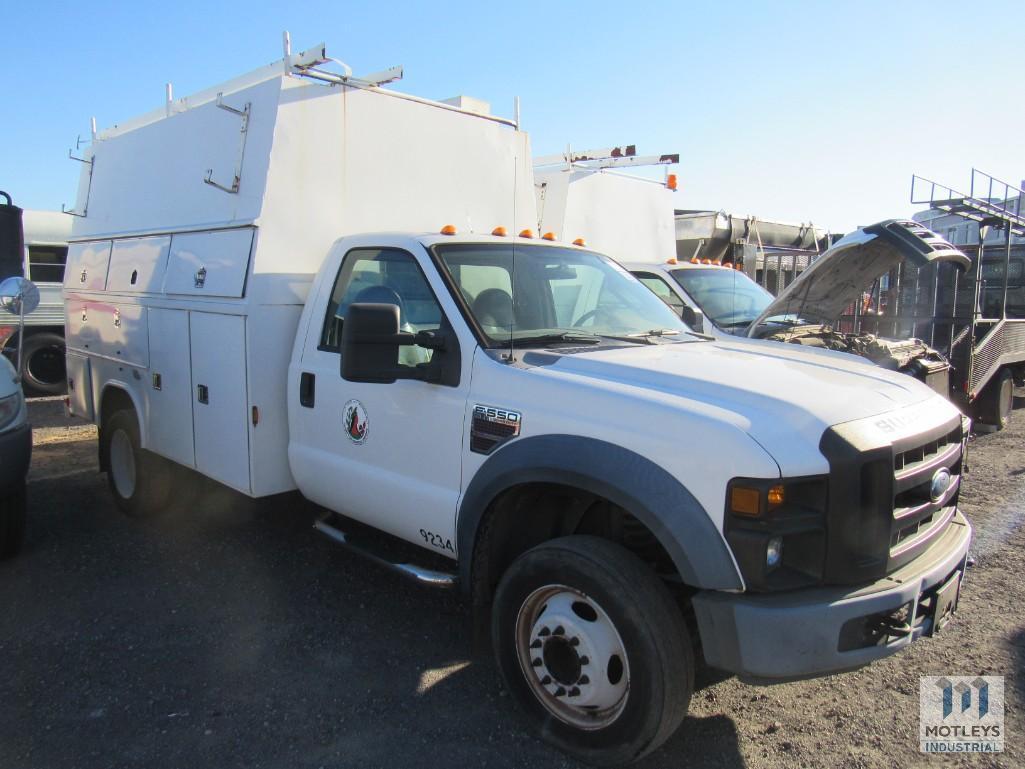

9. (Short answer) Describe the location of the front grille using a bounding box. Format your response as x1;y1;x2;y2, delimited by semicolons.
820;412;965;586
887;425;963;571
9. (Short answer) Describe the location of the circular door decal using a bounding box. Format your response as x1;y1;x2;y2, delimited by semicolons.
343;399;369;444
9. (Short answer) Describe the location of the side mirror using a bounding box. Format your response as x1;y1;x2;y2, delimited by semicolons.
680;304;703;333
339;302;449;384
340;303;406;383
0;276;39;380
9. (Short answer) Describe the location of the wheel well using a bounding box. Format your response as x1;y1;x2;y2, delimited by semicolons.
469;483;682;607
98;387;137;472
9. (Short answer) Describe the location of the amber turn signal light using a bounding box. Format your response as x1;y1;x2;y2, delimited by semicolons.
767;484;785;508
730;487;761;517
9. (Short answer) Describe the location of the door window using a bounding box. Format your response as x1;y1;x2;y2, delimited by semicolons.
633;272;686;315
321;248;443;368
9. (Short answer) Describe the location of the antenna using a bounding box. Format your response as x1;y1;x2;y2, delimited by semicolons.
506;155;518;363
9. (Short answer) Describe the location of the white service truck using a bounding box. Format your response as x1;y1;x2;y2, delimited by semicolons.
64;44;972;766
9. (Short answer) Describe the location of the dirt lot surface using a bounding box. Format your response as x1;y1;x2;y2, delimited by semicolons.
1;397;1022;768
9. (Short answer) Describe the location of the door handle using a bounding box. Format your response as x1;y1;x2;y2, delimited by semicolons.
197;384;209;404
299;372;315;408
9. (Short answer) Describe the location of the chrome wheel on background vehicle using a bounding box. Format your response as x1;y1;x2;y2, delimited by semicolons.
515;585;630;730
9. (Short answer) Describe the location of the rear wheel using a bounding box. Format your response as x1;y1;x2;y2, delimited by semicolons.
492;536;693;766
101;409;173;517
21;332;66;396
0;480;26;559
975;369;1014;430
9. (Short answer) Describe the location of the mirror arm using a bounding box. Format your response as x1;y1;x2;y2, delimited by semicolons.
413;330;447;351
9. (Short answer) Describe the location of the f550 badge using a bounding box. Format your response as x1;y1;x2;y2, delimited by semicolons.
470;404;521;455
344;399;369;444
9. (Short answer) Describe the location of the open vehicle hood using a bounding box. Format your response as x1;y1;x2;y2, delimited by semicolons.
746;219;971;336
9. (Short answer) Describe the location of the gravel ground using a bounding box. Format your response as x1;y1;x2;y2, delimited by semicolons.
0;396;1022;768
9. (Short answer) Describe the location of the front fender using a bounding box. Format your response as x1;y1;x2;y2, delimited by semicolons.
456;434;743;594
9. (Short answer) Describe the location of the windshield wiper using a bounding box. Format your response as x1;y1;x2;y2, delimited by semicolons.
511;331;603;347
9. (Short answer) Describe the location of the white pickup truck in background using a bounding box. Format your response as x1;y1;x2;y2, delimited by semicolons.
63;43;972;766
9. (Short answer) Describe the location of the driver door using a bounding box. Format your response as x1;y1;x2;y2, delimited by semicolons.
290;246;468;554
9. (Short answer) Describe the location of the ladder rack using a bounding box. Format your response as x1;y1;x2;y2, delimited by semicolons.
911;169;1025;236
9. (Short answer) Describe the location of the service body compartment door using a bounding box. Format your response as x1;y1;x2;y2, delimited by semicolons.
148;308;195;467
64;241;111;291
165;229;254;298
106;236;171;294
65;352;93;421
189;312;250;493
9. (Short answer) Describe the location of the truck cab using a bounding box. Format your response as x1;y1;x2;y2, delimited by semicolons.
64;43;972;766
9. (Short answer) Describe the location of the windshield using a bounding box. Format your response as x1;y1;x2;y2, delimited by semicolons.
670;268;775;329
435;244;689;347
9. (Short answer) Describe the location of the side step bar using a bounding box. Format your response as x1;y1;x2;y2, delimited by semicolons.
313;514;458;589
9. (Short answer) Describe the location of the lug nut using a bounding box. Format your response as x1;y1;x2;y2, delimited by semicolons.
555;687;566;697
529;639;542;649
579;656;589;665
540;675;552;685
554;626;565;636
569;637;579;647
578;675;590;685
568;687;580;698
538;627;551;637
532;658;542;667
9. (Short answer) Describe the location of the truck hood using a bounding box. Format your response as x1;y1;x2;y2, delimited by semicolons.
524;336;958;474
746;219;971;334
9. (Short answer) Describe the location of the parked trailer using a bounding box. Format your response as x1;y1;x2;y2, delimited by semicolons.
65;41;972;766
0;209;71;394
835;171;1025;428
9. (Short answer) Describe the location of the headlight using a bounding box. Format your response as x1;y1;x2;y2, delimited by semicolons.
0;392;23;432
724;476;828;591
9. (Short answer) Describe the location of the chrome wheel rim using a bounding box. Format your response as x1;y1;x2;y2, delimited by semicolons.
514;584;630;730
110;429;136;499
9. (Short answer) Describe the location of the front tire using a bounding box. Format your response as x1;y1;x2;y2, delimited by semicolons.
0;480;26;559
101;409;173;517
492;536;693;766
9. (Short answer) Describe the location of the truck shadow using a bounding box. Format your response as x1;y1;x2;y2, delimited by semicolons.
6;460;747;769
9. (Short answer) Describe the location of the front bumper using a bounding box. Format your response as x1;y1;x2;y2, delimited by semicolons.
692;509;971;683
0;422;32;489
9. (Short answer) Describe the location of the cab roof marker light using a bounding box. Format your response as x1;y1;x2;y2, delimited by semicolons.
572;237;586;246
689;257;699;264
519;229;534;239
492;226;507;236
701;258;712;265
542;231;557;241
440;224;457;235
666;257;678;265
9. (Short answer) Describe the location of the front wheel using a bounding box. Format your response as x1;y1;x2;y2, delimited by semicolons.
492;536;693;766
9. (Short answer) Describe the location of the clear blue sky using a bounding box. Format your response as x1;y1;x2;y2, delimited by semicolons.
3;0;1022;232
